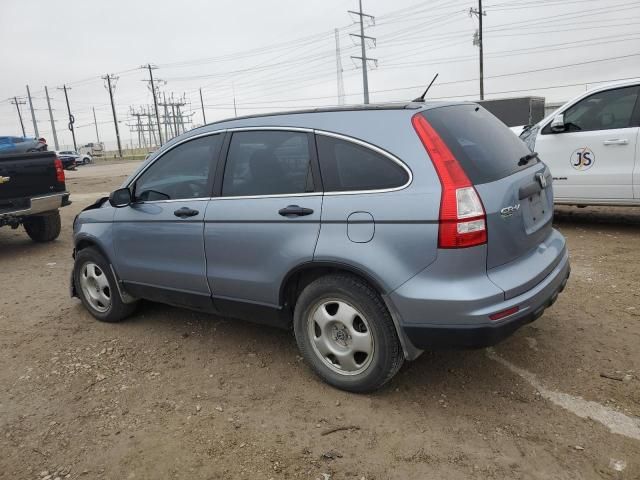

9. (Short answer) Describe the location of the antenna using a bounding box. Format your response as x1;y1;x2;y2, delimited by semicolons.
412;73;439;102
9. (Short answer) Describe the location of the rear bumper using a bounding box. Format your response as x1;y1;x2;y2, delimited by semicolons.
0;192;70;219
403;264;569;349
390;242;570;350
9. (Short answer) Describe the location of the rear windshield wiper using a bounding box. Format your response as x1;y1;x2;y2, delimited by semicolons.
518;151;539;166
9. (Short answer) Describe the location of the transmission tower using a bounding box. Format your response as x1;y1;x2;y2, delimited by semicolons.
348;0;377;104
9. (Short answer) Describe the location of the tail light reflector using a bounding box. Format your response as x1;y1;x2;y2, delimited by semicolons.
489;306;519;321
412;114;487;248
54;158;65;183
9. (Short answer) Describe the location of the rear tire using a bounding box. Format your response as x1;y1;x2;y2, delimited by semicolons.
293;274;404;393
74;247;137;323
24;211;61;242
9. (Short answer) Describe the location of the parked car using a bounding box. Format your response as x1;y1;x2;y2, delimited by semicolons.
80;142;104;158
0;151;70;242
71;103;570;392
0;136;47;154
57;150;92;168
520;80;640;206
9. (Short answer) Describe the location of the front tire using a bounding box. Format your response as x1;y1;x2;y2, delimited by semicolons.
74;247;137;322
24;211;61;242
293;274;404;393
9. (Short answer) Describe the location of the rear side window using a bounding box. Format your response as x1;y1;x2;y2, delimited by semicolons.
222;131;313;196
316;135;409;192
422;105;532;185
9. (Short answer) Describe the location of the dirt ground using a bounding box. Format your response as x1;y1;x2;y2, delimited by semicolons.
1;162;638;480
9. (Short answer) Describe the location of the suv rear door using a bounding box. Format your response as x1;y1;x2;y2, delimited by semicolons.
422;105;562;298
203;129;322;317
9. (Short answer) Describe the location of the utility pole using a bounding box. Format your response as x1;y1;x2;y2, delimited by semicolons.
177;101;186;134
231;81;238;117
141;64;163;145
334;29;346;105
162;92;171;141
26;85;39;138
59;85;77;151
44;86;59;149
348;1;377;104
171;103;179;136
470;1;486;100
10;97;26;137
92;107;101;143
102;74;123;157
199;88;207;124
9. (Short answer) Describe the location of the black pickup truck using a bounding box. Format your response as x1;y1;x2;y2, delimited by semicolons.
0;151;70;242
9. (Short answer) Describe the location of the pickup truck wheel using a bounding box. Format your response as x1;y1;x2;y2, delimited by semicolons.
23;211;61;242
293;274;404;393
74;247;137;322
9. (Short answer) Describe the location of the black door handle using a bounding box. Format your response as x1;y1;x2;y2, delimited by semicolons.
278;205;314;217
174;207;199;218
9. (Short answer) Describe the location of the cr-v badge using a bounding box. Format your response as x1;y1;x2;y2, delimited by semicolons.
500;203;520;218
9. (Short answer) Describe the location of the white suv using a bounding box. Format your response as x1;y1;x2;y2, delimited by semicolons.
521;80;640;206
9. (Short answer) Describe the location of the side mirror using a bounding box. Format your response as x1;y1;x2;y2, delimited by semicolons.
109;188;132;208
550;114;566;133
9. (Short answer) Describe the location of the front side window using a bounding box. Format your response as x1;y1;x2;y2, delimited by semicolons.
554;86;640;133
134;134;222;201
316;135;409;192
222;131;313;196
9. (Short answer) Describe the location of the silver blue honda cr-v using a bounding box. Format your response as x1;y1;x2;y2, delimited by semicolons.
72;102;570;392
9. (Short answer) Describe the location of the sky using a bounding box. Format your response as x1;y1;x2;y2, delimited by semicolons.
1;0;639;150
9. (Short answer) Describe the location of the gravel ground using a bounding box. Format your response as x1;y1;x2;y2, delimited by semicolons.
1;162;638;479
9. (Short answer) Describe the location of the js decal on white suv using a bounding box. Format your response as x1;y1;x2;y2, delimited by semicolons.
570;147;595;171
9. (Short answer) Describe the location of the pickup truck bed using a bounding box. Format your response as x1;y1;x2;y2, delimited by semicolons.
0;151;70;242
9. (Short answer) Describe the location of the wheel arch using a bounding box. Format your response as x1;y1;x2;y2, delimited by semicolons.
73;235;137;304
279;261;389;309
75;234;111;263
279;261;422;361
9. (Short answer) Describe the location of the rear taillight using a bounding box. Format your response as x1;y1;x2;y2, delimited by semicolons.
412;114;487;248
54;158;65;183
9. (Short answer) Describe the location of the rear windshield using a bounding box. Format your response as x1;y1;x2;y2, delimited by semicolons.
422;105;534;184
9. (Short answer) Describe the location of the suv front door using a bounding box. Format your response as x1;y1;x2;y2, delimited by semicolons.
113;133;224;310
537;85;640;202
204;129;322;321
